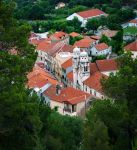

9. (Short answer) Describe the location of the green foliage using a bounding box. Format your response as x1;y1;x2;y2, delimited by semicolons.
45;113;83;150
101;53;137;149
70;36;83;45
0;1;84;150
84;116;111;150
92;55;107;62
100;35;111;45
86;18;100;33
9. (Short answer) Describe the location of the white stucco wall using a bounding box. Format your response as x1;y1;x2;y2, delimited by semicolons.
101;70;117;76
83;84;104;99
91;47;111;56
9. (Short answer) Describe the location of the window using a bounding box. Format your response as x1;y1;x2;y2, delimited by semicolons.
84;66;88;72
94;91;96;96
72;105;76;112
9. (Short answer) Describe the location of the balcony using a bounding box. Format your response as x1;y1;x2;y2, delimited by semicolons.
63;107;77;116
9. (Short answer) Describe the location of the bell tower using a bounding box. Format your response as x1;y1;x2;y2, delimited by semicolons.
78;51;90;86
73;47;90;90
73;47;80;88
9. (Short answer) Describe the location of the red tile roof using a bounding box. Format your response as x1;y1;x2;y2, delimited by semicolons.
90;63;99;74
95;43;109;51
90;35;101;40
129;19;137;24
96;59;118;72
50;31;68;40
61;44;74;53
124;41;137;52
77;9;105;19
27;66;58;89
74;38;96;48
36;40;50;51
44;86;91;104
37;41;66;57
101;30;118;38
69;32;80;37
83;72;107;93
61;58;72;69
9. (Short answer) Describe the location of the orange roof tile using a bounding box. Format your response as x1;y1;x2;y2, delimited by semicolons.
27;66;58;88
62;58;72;69
36;39;50;51
74;38;96;48
69;32;80;37
129;19;137;24
90;35;101;40
61;44;74;53
37;41;66;57
95;43;109;51
101;30;118;38
83;72;107;93
44;86;92;104
90;63;99;74
77;9;105;19
96;59;118;72
124;41;137;52
50;31;68;40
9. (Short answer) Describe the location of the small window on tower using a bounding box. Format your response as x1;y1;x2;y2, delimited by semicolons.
84;66;88;72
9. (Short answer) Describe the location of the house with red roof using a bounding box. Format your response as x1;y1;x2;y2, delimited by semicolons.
27;66;58;96
49;31;69;44
43;85;92;116
128;19;137;27
69;32;80;38
66;8;107;27
83;72;107;99
96;59;118;76
61;58;73;85
124;40;137;58
74;37;97;53
91;43;112;56
36;40;68;71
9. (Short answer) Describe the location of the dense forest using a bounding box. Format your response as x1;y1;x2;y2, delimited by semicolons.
0;0;137;150
5;0;136;34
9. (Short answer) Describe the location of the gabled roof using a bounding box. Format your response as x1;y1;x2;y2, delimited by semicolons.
61;58;72;69
101;30;118;38
90;35;101;40
129;19;137;24
74;38;96;48
90;63;99;75
36;39;51;51
37;41;66;57
124;41;137;52
83;72;107;93
96;59;118;72
27;66;58;89
95;43;109;51
44;86;91;104
61;44;74;53
69;32;80;37
50;31;68;40
77;9;105;19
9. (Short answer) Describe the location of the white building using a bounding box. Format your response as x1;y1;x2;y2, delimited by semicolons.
91;43;111;56
73;47;90;89
66;9;107;27
43;85;92;116
128;19;137;27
